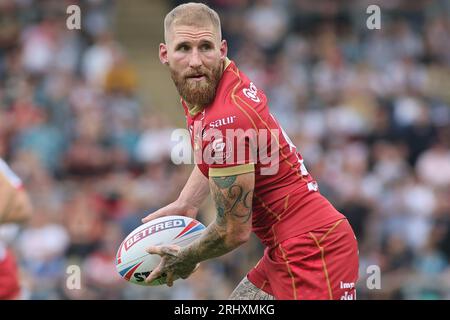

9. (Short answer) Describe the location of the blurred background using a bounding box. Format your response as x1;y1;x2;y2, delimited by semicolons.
0;0;449;299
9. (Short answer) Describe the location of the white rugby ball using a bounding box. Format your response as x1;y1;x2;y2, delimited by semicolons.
116;215;206;286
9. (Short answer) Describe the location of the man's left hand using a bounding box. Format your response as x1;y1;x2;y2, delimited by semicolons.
145;245;199;287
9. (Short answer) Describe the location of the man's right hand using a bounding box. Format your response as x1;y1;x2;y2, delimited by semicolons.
141;200;199;224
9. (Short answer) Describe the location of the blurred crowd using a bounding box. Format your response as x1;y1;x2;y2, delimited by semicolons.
0;0;449;299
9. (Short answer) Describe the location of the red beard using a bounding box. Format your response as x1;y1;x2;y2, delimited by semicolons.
170;63;223;108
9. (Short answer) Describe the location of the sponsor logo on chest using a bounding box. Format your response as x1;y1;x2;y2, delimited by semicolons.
208;116;237;129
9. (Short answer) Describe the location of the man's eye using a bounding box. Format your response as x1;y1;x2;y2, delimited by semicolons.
200;44;212;51
178;45;190;52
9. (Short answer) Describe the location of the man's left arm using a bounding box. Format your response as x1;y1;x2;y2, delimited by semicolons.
146;170;254;286
184;171;254;260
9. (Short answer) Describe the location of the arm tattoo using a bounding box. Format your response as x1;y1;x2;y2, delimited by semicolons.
211;175;253;225
181;223;230;264
212;176;236;189
229;276;275;300
179;173;254;264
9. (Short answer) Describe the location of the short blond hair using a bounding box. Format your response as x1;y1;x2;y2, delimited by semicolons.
164;2;222;43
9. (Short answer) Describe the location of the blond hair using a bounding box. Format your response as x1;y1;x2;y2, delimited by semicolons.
164;2;222;43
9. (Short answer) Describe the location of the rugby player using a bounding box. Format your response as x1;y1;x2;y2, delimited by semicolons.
142;2;359;300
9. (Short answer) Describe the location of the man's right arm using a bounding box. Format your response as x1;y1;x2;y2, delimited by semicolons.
142;165;210;223
0;174;32;225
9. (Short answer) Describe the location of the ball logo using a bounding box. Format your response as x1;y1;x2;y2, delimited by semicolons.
243;82;260;103
123;219;185;252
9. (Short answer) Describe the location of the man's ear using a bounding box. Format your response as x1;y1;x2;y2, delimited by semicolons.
159;43;168;65
220;39;228;61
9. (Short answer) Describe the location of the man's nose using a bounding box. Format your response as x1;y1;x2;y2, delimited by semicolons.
189;48;202;69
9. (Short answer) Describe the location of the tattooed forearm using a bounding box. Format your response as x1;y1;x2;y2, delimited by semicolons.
229;276;275;300
180;223;232;264
179;172;255;264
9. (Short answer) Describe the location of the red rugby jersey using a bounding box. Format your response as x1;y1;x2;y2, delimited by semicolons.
183;59;344;247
